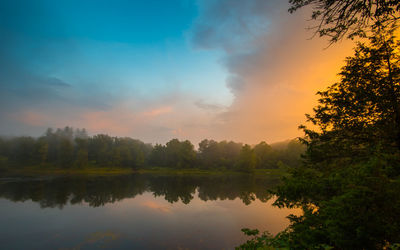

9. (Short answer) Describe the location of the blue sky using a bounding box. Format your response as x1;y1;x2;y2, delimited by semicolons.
0;0;234;140
0;0;231;102
0;0;354;144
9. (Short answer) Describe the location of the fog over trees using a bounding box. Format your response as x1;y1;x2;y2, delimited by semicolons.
0;126;304;172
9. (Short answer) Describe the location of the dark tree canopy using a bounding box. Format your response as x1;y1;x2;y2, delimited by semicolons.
271;26;400;249
289;0;400;42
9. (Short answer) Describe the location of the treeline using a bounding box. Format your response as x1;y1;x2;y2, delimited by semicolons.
0;127;304;172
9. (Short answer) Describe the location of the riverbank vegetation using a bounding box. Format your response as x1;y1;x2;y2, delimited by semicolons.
239;24;400;249
0;127;304;174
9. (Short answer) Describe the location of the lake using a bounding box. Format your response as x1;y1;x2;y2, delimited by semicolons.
0;174;297;249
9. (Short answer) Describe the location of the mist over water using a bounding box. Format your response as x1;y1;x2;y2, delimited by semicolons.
0;174;298;249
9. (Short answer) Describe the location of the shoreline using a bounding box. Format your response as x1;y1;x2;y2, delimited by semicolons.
0;166;287;177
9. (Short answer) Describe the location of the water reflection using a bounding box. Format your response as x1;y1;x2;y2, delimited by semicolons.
0;174;279;208
0;174;297;249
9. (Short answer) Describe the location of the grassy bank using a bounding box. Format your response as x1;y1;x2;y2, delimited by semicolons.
0;165;288;177
137;167;287;176
1;166;135;176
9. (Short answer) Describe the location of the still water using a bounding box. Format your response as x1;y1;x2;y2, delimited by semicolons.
0;174;296;249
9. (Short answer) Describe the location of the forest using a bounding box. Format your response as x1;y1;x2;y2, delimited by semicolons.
0;126;304;172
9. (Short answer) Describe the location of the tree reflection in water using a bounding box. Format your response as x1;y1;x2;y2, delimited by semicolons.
0;174;280;208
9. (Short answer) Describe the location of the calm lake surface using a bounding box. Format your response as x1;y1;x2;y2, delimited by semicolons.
0;174;297;249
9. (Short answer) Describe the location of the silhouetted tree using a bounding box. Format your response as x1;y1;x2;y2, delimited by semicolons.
273;26;400;249
289;0;400;43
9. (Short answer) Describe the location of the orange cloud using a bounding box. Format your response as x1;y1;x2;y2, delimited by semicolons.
192;1;355;144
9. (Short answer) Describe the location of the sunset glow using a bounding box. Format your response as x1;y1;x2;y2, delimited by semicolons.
0;0;354;144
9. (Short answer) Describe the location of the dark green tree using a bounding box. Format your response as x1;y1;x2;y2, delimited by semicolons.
36;138;48;165
198;139;221;169
253;141;275;169
74;137;88;168
237;144;256;173
164;139;196;168
197;139;242;170
273;26;400;249
58;138;74;167
148;143;167;167
11;136;36;165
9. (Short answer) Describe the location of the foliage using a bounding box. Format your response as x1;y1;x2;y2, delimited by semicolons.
237;145;257;173
289;0;400;43
197;139;243;169
0;127;304;171
268;26;400;249
148;139;196;168
197;139;304;170
236;228;292;250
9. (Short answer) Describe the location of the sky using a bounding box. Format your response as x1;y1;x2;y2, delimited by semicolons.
0;0;355;145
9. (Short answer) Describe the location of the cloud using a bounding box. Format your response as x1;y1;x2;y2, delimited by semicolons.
190;0;355;144
0;38;125;136
194;100;225;112
192;0;274;52
142;106;173;117
43;77;71;87
0;0;357;145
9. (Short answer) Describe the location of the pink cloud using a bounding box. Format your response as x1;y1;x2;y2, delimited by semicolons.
142;106;173;117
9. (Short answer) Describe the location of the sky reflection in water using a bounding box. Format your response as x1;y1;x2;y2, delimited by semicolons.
0;174;299;249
